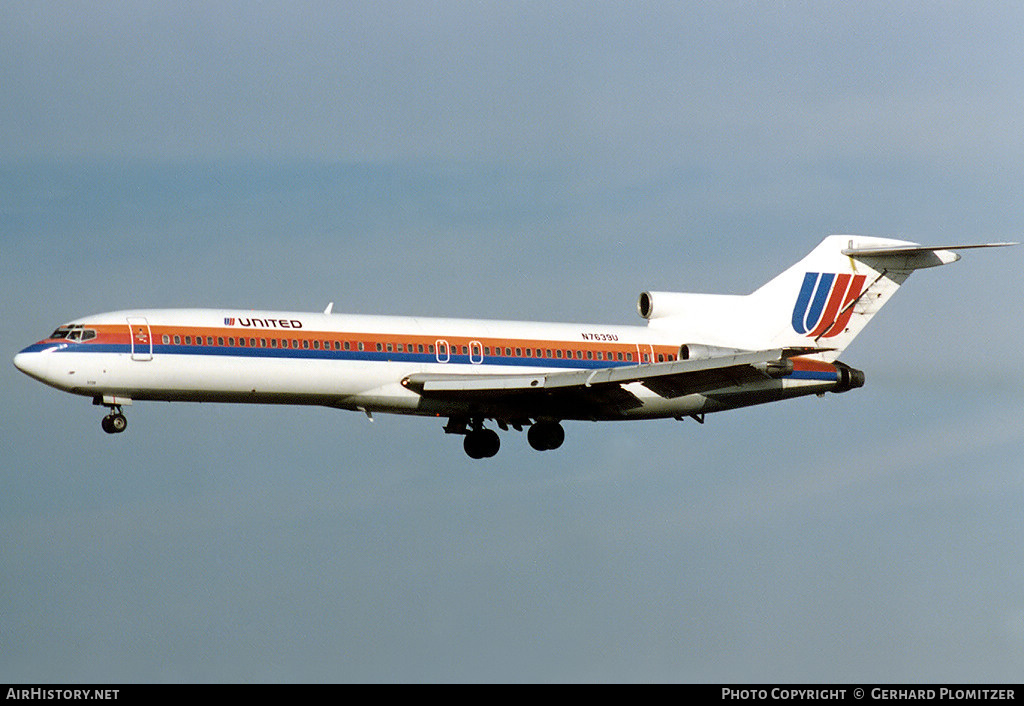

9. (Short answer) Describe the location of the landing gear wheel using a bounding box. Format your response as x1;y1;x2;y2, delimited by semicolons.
528;421;564;451
102;413;127;434
464;429;500;459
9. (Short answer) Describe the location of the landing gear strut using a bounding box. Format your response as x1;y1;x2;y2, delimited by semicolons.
101;407;128;434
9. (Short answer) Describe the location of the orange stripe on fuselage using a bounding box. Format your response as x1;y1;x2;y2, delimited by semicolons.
58;323;682;364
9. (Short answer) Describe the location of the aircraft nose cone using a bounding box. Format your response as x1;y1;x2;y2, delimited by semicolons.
13;349;50;382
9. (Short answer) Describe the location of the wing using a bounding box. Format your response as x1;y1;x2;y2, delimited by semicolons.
402;348;815;420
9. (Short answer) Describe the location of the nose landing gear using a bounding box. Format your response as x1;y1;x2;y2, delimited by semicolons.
101;407;128;434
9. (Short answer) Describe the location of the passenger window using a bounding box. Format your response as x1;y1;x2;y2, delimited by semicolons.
163;335;170;344
207;337;214;345
218;337;225;346
303;340;310;349
617;352;623;361
658;353;665;362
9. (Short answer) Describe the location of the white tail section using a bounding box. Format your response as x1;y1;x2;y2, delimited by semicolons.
642;235;1016;361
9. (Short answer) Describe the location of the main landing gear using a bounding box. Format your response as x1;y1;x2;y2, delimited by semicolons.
100;407;128;434
464;428;500;459
527;420;565;452
447;417;565;459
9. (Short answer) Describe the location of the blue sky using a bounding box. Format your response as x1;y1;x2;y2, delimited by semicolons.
2;2;1023;682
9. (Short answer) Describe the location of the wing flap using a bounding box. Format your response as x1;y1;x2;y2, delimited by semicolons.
639;362;773;398
403;347;816;407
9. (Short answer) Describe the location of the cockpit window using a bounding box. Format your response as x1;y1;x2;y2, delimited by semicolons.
50;324;96;342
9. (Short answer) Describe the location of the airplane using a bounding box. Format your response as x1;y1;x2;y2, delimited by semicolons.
13;235;1016;458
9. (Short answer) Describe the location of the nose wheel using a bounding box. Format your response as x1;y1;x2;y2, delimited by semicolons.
101;408;128;434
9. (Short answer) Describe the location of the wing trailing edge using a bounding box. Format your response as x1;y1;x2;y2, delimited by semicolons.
402;347;819;403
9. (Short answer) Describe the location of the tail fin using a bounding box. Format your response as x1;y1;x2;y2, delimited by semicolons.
642;235;1016;361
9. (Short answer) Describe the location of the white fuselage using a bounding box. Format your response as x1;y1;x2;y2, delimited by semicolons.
14;307;844;423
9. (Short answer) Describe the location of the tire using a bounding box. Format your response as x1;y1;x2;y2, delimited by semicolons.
528;421;564;451
109;414;128;433
464;429;500;459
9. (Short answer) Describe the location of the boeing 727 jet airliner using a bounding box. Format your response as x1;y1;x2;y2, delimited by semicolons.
13;235;1015;458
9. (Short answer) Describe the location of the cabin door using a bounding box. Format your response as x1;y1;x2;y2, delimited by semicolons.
127;317;153;361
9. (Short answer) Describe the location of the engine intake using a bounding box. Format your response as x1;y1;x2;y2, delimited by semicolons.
638;290;748;322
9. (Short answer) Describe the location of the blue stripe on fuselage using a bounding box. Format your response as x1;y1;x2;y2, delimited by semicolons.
34;341;628;370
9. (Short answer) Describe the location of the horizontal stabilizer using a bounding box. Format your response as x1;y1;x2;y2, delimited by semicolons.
842;242;1018;255
841;241;1018;269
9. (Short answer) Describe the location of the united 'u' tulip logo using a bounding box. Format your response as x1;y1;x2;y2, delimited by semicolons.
791;273;867;338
